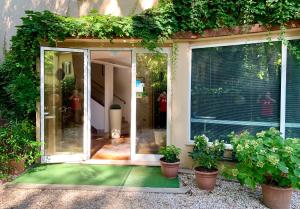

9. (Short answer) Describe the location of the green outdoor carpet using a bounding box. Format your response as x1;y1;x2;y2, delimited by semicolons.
12;164;179;188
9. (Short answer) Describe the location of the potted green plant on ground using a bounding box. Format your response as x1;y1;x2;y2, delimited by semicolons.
0;120;41;180
189;135;225;191
226;128;300;209
159;145;181;178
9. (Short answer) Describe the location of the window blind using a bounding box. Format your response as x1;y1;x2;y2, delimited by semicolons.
286;40;300;138
190;42;281;142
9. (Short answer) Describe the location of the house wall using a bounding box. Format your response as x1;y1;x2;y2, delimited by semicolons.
171;29;300;168
0;0;158;62
39;27;300;166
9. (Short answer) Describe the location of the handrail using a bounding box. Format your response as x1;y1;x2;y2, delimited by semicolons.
91;94;104;106
91;80;126;104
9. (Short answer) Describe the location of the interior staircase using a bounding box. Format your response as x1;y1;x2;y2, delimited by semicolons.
91;80;130;136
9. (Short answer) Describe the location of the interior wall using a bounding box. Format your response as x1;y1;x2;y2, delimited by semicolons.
113;67;131;123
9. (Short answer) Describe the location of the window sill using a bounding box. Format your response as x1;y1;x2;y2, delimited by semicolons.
186;141;233;150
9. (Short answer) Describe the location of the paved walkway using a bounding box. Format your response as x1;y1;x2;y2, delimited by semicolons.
1;173;299;209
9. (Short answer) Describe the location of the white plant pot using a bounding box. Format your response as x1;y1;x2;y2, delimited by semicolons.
110;109;122;139
154;129;166;146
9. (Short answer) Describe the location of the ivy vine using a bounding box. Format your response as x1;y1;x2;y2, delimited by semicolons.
0;0;299;124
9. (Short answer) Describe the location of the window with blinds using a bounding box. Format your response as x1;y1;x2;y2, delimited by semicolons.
286;40;300;138
190;42;282;143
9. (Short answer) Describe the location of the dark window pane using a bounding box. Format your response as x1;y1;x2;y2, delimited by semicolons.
190;42;281;141
286;40;300;138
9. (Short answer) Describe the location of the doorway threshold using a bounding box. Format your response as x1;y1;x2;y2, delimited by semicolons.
79;159;160;166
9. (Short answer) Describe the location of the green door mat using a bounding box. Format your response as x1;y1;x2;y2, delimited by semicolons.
13;164;179;188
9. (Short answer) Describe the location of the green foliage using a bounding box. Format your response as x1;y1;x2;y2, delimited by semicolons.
189;135;225;170
137;53;168;90
110;104;121;109
0;120;41;179
159;145;181;163
61;76;75;107
225;128;300;189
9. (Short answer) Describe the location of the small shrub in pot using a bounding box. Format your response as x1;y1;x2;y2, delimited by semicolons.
226;128;300;209
0;120;41;180
159;145;181;178
189;135;225;191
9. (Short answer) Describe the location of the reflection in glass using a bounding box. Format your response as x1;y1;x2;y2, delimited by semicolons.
286;40;300;138
136;53;168;154
190;42;281;142
44;51;84;155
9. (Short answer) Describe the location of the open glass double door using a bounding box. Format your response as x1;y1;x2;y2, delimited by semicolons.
40;47;170;163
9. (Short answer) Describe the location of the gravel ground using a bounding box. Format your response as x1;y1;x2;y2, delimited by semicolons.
0;173;299;209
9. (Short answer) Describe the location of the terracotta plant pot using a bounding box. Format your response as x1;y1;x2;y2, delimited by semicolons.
160;159;180;179
8;159;25;175
262;184;293;209
195;167;218;191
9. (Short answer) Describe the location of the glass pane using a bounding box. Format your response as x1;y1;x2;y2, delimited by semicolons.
190;42;281;142
286;40;300;138
44;51;84;155
136;53;168;154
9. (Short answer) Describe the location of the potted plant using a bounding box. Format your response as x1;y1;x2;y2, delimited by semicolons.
0;120;40;179
159;145;181;178
226;128;300;209
189;135;225;191
109;104;122;139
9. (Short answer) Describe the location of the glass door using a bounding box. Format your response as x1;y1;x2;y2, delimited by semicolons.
40;47;90;163
131;48;171;161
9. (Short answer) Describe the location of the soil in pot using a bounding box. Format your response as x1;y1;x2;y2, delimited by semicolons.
262;184;293;209
160;158;180;179
195;167;218;191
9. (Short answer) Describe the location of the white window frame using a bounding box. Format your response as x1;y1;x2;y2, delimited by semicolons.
188;36;300;148
131;48;172;161
40;47;90;163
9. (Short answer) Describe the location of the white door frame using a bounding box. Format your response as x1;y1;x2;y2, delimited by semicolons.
40;47;90;163
131;48;172;161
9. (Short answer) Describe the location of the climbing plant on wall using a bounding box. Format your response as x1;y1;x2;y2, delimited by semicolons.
0;0;299;123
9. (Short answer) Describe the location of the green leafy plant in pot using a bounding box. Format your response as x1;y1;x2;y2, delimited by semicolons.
0;120;41;180
226;128;300;209
159;145;181;178
189;135;225;191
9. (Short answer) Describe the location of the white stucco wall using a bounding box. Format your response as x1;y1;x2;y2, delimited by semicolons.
0;0;158;62
91;98;105;131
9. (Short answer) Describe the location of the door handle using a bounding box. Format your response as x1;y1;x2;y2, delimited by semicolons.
44;112;49;116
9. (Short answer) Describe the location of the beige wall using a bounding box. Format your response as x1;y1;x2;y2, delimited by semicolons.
0;0;158;62
171;29;300;168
